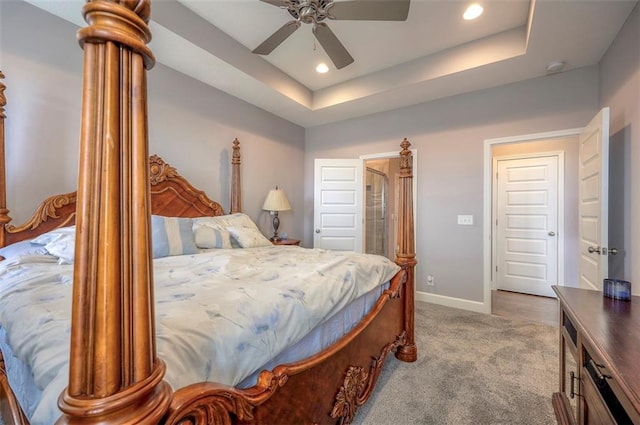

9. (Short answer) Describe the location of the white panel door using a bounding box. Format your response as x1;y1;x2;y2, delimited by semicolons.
314;159;363;252
496;156;559;297
578;108;610;290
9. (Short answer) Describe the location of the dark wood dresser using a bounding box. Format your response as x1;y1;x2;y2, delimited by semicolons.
552;286;640;424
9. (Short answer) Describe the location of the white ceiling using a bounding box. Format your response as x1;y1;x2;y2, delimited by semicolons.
26;0;638;128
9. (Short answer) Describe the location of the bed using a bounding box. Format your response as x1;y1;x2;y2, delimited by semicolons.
0;1;417;424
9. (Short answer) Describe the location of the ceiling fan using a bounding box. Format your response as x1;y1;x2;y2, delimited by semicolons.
253;0;411;69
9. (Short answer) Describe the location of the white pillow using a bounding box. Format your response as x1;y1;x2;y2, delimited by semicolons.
227;226;272;248
31;226;76;264
44;236;76;264
193;213;269;248
151;215;199;258
31;226;76;246
192;213;256;230
192;215;228;229
0;240;49;261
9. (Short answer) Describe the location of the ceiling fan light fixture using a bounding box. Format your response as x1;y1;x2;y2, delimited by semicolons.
316;62;330;73
463;3;483;20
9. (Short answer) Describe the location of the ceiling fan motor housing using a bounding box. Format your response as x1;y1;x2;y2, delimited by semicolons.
288;1;333;24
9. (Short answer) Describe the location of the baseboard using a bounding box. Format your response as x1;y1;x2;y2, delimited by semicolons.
416;290;490;314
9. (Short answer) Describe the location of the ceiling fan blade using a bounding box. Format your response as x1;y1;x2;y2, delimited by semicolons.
252;20;301;55
312;23;354;70
328;0;410;21
259;0;290;7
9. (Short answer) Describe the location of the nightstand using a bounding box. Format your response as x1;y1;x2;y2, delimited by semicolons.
272;238;300;246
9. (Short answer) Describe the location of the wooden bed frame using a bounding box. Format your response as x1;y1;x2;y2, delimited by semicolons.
0;1;417;424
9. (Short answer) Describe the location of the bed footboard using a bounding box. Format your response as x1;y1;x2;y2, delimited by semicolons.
165;270;408;425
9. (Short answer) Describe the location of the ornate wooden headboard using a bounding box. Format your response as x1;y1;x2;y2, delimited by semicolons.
148;155;225;218
0;152;237;247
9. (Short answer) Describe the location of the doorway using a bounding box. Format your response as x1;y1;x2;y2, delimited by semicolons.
365;166;389;257
360;150;416;261
363;157;401;260
483;128;582;314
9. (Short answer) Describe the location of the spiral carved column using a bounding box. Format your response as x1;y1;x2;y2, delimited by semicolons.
394;138;418;362
57;1;171;423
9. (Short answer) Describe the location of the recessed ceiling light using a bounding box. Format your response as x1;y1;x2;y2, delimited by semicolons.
316;63;329;74
463;3;483;20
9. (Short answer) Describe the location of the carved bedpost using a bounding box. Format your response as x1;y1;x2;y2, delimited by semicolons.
395;138;418;362
57;1;172;423
230;138;242;213
0;70;12;248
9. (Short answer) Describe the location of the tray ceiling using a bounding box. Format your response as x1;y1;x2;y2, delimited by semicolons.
25;0;638;127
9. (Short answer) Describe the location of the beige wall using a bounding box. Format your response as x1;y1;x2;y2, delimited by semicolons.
1;1;306;240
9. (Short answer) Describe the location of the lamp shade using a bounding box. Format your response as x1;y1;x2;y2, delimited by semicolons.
262;187;291;212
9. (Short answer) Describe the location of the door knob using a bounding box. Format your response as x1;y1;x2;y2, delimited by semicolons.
588;246;601;254
548;231;556;236
609;247;619;255
315;229;321;233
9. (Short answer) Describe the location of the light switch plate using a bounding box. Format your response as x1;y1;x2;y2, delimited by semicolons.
457;215;473;225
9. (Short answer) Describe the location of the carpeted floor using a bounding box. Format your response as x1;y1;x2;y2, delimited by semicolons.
352;301;558;425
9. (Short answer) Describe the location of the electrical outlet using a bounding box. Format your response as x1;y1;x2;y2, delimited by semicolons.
457;215;473;225
427;275;435;286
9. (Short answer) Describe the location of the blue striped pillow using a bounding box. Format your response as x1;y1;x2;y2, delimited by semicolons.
193;225;232;249
151;215;198;258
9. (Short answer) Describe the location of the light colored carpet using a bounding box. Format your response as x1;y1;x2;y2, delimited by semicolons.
352;301;558;425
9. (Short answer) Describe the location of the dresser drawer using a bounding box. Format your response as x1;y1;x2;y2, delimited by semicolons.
582;345;636;424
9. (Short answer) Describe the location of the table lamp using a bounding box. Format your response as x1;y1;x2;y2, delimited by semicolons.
262;186;291;241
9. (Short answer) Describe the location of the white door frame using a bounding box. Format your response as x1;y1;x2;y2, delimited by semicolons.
483;128;581;313
492;151;565;295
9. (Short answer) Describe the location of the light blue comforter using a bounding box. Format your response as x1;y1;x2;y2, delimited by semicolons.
0;246;399;424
